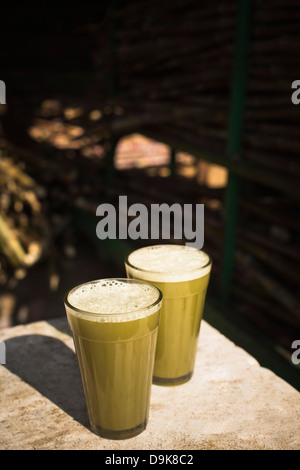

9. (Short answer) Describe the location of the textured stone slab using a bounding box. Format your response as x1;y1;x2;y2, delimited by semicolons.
0;318;299;450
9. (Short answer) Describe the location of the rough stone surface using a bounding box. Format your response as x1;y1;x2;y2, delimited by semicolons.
0;318;299;450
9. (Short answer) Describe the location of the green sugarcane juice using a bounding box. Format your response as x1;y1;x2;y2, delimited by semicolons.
125;245;211;386
64;279;162;439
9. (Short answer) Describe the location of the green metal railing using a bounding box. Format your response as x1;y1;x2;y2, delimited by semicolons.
219;0;252;303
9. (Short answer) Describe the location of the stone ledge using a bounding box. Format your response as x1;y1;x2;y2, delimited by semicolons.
0;318;299;450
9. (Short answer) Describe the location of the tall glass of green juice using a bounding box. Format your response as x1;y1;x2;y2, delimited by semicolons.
64;278;162;439
125;245;211;386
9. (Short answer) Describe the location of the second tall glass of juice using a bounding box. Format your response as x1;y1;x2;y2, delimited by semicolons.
125;245;211;386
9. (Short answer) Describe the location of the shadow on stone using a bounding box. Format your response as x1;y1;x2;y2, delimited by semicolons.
4;332;89;429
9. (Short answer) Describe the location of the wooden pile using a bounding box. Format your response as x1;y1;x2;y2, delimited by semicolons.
234;0;300;350
86;0;300;353
234;192;300;353
90;0;235;153
243;0;300;179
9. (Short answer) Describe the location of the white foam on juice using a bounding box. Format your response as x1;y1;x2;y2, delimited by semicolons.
127;245;211;282
67;279;161;321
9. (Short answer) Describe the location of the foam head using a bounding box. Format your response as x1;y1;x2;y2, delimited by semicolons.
126;245;211;282
65;278;162;322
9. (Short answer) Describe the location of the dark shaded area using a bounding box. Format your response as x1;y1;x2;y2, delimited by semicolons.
4;330;89;428
0;2;110;145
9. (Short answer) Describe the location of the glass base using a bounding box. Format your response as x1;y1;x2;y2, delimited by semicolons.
153;370;193;386
91;419;147;440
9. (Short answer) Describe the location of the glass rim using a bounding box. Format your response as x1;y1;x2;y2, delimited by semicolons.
125;244;212;276
64;278;163;318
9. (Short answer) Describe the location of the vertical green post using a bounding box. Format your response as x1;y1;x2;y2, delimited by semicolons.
219;0;252;303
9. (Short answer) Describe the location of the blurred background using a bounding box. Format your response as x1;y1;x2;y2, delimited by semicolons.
0;0;300;389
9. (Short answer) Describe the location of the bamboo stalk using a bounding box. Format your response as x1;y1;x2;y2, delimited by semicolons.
238;226;300;263
233;283;300;329
235;250;300;318
244;150;300;176
0;215;27;267
237;238;300;287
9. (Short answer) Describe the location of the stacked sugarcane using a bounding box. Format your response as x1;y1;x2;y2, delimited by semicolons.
87;0;300;355
233;0;300;352
89;0;235;154
232;192;300;355
243;0;300;179
114;0;300;356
